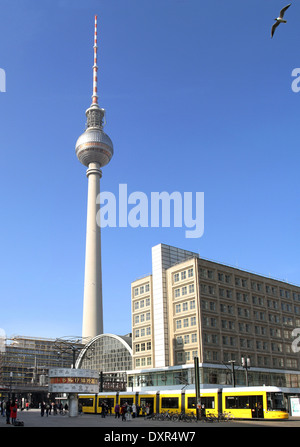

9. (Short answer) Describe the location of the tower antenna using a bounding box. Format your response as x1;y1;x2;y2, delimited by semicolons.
92;14;98;105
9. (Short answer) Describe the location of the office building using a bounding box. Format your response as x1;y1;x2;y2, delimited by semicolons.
129;244;300;390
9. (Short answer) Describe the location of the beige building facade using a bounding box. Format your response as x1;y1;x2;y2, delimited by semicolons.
130;244;300;389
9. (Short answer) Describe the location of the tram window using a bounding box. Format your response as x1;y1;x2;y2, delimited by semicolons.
161;397;179;409
78;398;94;407
120;398;134;406
267;392;286;411
98;398;115;410
226;395;263;409
188;397;214;409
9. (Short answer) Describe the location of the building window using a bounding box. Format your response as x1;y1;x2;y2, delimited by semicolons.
181;271;186;280
175;304;181;313
188;268;194;278
190;316;196;326
175;289;180;298
191;333;197;343
189;284;194;294
174;273;179;282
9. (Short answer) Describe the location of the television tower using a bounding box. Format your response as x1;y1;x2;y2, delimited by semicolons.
75;15;114;341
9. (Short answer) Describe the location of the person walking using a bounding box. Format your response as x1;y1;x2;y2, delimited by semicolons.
5;400;11;424
121;404;127;421
10;401;17;425
114;403;120;418
132;403;137;418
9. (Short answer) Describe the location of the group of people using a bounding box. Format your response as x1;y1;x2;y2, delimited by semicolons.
113;402;151;421
40;402;68;417
1;399;18;425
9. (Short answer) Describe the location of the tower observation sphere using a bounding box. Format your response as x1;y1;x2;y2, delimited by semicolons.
75;15;113;342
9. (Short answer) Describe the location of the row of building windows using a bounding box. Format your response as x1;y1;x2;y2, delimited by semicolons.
174;284;194;298
173;268;194;283
201;285;300;307
203;332;295;353
175;316;197;329
135;342;151;353
135;327;151;338
175;300;195;313
176;350;198;363
133;283;150;297
133;297;151;310
203;315;296;334
176;333;198;345
135;357;152;367
134;312;151;325
201;299;298;324
195;267;300;301
204;351;298;369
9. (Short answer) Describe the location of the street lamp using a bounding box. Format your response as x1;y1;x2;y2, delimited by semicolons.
228;360;236;387
9;371;13;400
241;356;251;386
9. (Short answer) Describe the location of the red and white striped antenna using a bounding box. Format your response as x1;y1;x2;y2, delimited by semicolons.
92;15;98;105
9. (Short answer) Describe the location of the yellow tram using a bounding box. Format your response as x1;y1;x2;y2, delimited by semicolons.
79;386;289;419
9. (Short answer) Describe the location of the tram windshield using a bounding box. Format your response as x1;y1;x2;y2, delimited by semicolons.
267;392;286;411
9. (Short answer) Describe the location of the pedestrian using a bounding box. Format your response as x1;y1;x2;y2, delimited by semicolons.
114;403;120;418
136;403;140;417
46;403;50;416
10;401;17;425
101;401;106;418
25;402;29;411
5;400;11;424
121;404;127;421
132;403;136;418
127;404;132;421
40;402;45;417
145;403;150;418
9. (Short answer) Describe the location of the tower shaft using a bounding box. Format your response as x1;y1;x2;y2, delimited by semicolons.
82;162;103;339
76;15;113;343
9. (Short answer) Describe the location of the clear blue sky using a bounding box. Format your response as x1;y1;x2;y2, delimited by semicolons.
0;0;299;339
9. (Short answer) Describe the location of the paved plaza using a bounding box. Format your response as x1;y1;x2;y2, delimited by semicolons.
1;408;300;428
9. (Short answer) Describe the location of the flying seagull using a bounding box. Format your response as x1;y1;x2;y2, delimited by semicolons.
271;3;291;37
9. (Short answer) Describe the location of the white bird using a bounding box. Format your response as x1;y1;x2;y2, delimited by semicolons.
271;3;292;38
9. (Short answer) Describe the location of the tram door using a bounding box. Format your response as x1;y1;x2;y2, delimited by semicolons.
249;395;264;418
140;397;154;415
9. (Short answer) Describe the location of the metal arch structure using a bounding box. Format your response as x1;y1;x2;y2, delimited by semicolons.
75;333;133;369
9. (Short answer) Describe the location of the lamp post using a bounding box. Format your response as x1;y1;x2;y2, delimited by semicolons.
228;360;236;387
9;371;13;400
194;357;201;420
241;356;251;386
